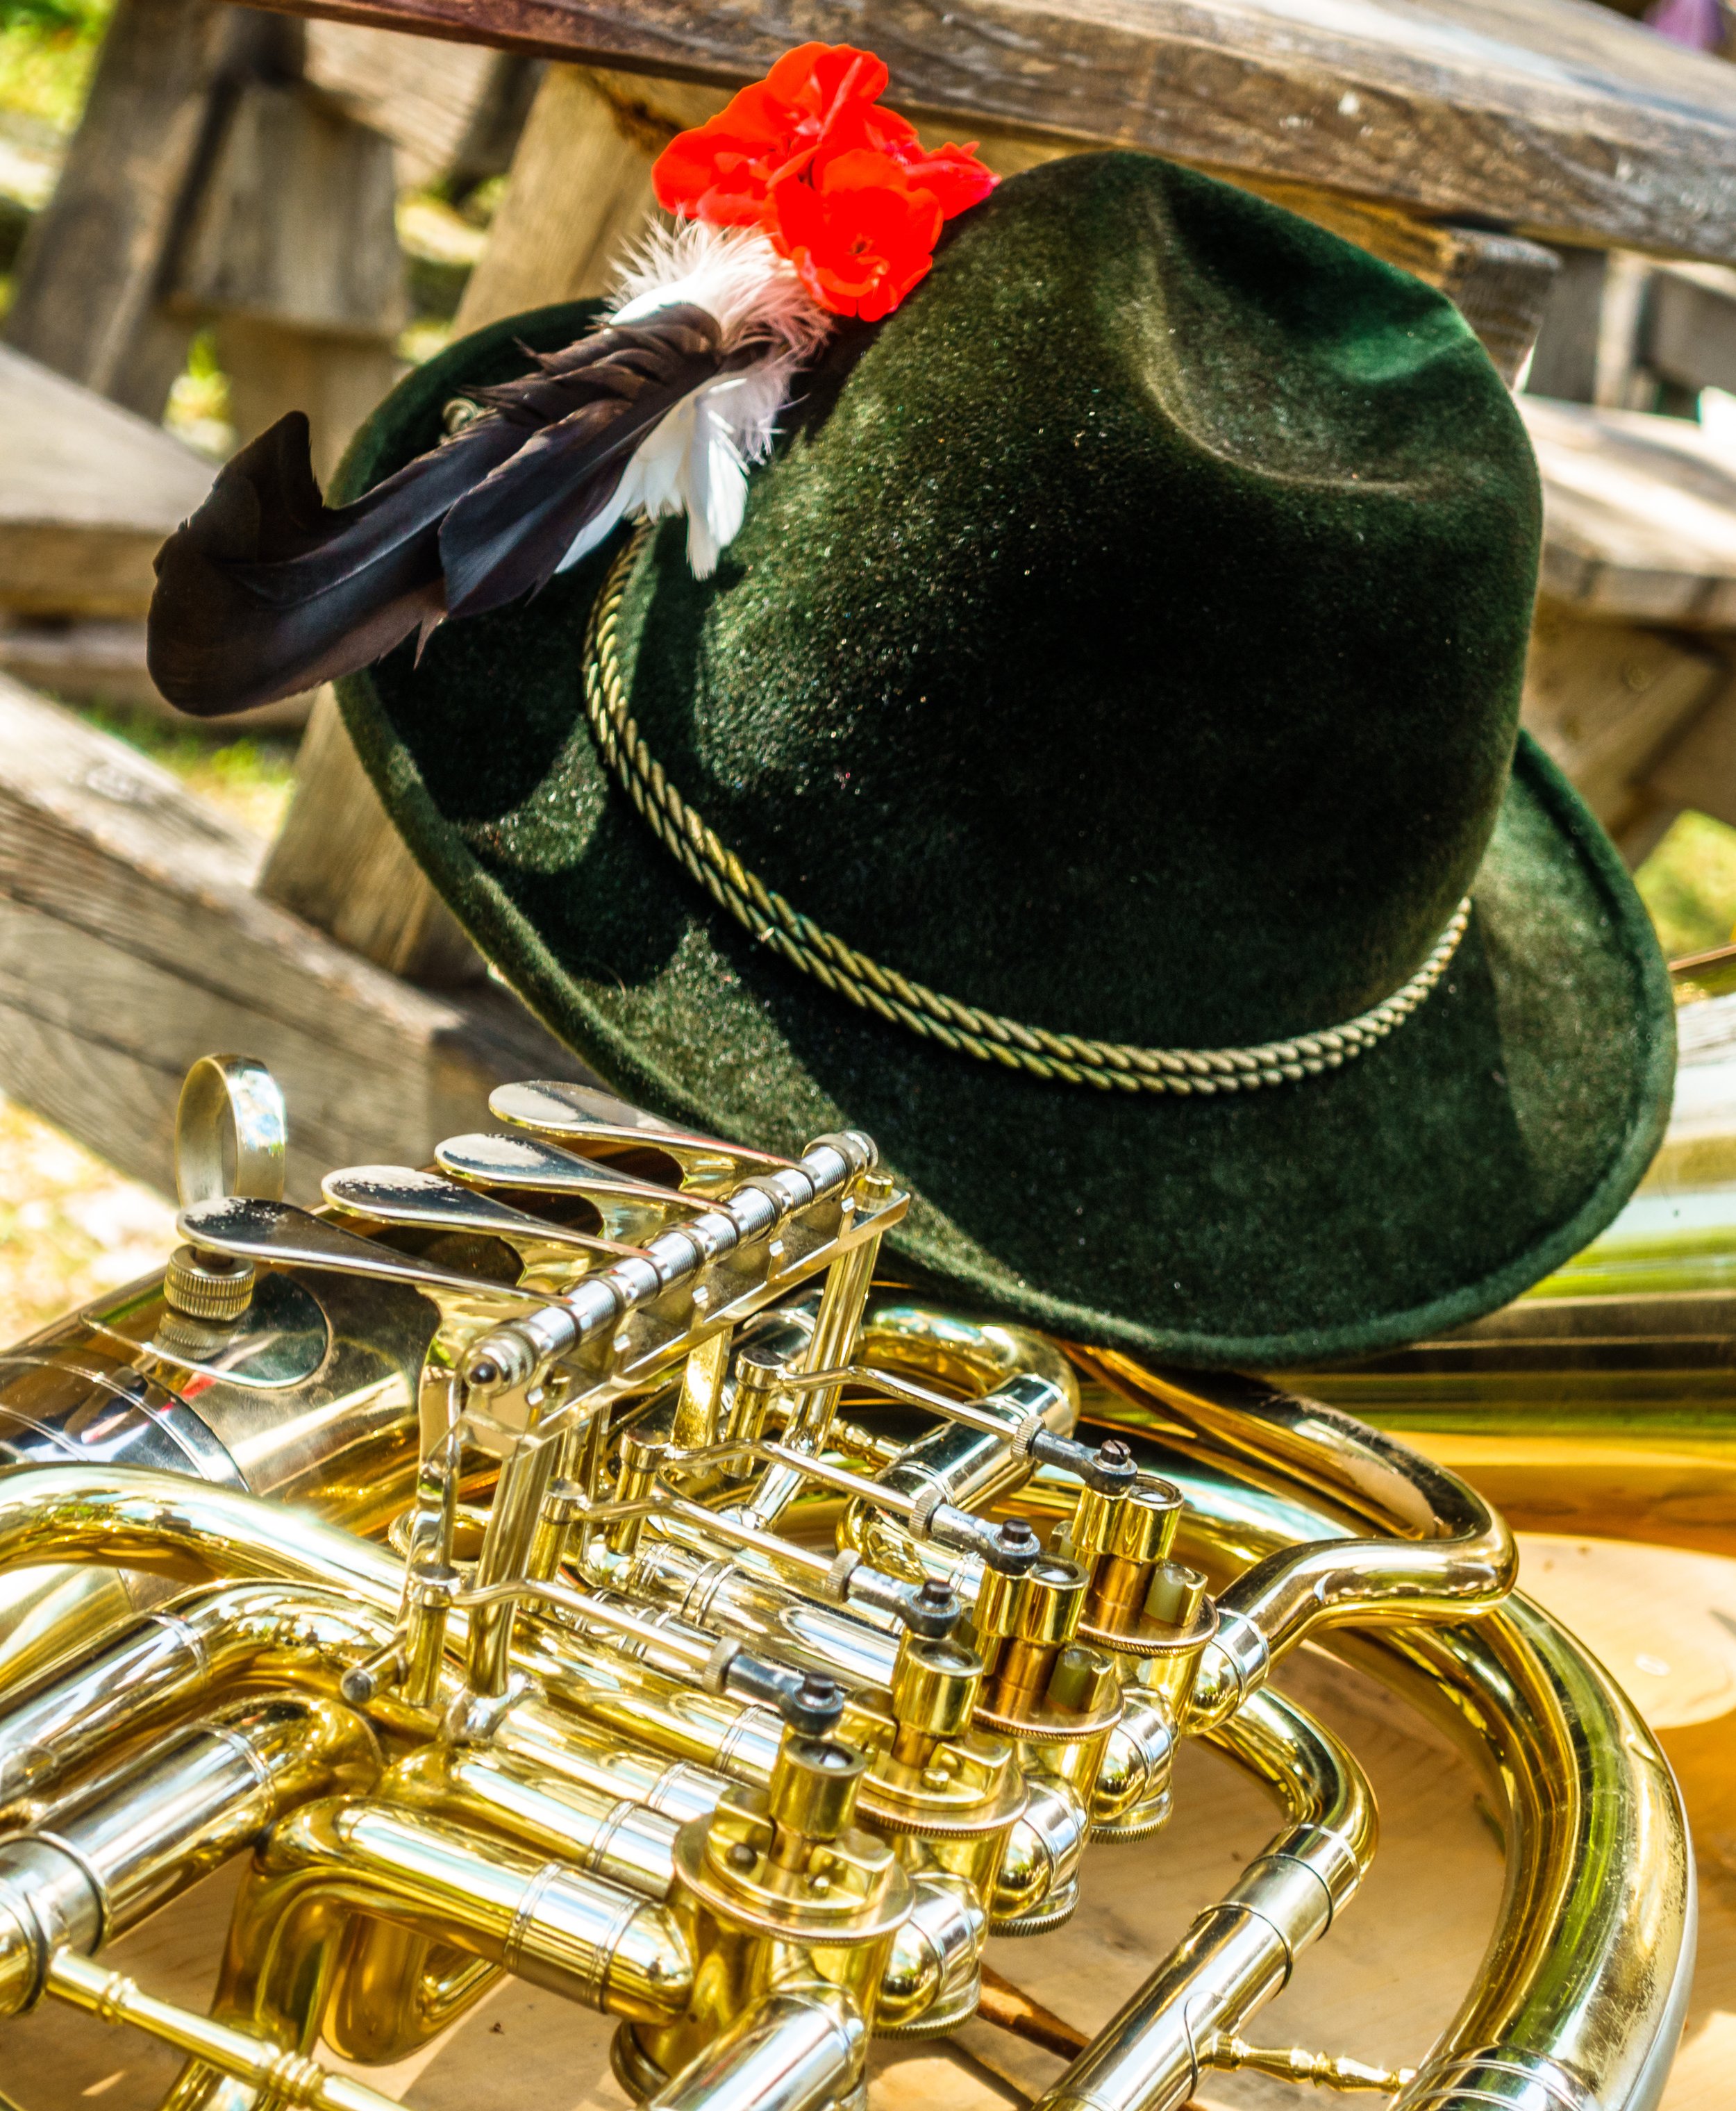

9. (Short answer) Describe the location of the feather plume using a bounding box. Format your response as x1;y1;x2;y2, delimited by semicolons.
591;224;830;578
146;227;832;715
147;307;736;715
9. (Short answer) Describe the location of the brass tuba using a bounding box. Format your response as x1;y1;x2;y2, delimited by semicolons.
0;1059;1694;2111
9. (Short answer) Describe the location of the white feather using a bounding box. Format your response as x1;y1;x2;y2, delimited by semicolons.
610;221;828;359
556;222;830;578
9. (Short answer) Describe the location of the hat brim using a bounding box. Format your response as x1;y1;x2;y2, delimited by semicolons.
335;302;1676;1370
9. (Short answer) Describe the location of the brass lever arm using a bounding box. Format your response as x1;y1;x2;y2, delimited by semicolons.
46;1949;399;2111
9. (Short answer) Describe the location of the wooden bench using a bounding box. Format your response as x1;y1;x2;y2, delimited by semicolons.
11;0;1736;1186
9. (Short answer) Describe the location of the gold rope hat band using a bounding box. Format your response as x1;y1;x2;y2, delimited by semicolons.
581;525;1472;1096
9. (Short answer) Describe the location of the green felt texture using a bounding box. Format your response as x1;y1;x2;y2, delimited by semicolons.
334;150;1675;1367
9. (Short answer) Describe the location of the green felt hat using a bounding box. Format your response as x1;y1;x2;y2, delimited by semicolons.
333;149;1674;1369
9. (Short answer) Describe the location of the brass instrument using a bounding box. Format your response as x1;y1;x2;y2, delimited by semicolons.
0;1059;1694;2111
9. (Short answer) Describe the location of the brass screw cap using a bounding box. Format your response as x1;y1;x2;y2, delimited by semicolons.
891;1637;981;1740
162;1243;255;1324
1109;1485;1183;1565
769;1735;867;1842
973;1563;1025;1641
1012;1558;1090;1647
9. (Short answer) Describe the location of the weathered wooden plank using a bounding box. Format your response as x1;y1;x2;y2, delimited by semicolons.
1522;394;1736;628
258;687;483;985
0;0;285;421
451;64;680;328
1526;246;1607;403
0;618;310;728
1520;599;1724;852
302;19;537;187
174;77;406;338
228;0;1736;262
0;676;590;1200
0;344;215;621
1642;262;1736;401
1648;666;1736;833
214;315;403;481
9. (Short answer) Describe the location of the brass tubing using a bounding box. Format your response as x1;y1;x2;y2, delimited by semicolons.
1033;1689;1374;2111
628;1540;902;1689
380;1743;680;1897
0;1588;396;1821
1344;1605;1693;2111
1053;1360;1514;1726
467;1428;561;1696
794;1234;882;1443
646;1989;865;2111
222;1799;692;2044
0;1469;774;1811
1028;1366;1693;2111
45;1949;400;2111
0;1578;738;1859
0;1465;408;1609
0;1694;376;2020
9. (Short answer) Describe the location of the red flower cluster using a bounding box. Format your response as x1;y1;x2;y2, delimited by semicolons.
652;44;997;322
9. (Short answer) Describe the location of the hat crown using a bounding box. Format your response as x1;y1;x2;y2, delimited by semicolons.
617;151;1539;1052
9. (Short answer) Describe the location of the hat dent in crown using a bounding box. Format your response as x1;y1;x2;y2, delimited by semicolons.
335;150;1674;1369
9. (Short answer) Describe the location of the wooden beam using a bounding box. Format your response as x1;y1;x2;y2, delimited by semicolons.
301;19;538;188
1521;599;1723;849
1642;262;1736;401
224;0;1736;263
0;619;309;728
1526;246;1608;405
1646;664;1736;833
0;344;215;621
1522;394;1736;628
451;65;698;328
1;0;288;421
258;687;482;984
172;76;407;340
0;675;590;1201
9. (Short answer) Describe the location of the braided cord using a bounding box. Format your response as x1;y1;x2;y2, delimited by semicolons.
581;527;1470;1096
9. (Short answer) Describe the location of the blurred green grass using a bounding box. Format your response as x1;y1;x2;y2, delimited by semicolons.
0;0;110;134
1636;810;1736;960
73;698;299;837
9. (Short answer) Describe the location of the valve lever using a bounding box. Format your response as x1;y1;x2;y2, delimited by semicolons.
322;1165;646;1262
490;1081;795;1192
437;1132;704;1209
177;1196;548;1305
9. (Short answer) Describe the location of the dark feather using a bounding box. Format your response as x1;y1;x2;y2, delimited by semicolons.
145;307;731;718
439;313;739;619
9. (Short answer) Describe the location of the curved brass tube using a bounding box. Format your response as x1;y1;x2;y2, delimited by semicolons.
1037;1686;1374;2111
1347;1605;1694;2111
0;1694;377;2017
1023;1357;1692;2111
161;1795;694;2110
1058;1356;1516;1728
646;1989;865;2111
237;1799;690;2034
0;1587;395;1819
0;1465;406;1607
0;1471;772;1824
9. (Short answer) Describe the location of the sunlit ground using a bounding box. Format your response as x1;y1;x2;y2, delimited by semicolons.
0;1097;176;1339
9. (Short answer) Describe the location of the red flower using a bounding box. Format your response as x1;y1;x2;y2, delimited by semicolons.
651;42;997;318
653;43;889;227
774;149;945;322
